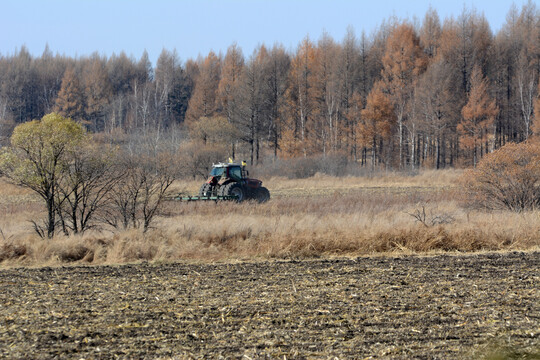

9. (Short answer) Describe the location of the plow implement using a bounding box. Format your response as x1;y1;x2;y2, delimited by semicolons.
174;195;239;202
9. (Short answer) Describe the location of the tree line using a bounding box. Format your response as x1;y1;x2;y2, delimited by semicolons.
0;3;539;169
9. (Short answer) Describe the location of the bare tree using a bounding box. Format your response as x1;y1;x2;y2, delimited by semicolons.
415;60;460;168
235;47;267;164
516;50;537;139
106;133;180;232
262;44;290;159
55;143;121;234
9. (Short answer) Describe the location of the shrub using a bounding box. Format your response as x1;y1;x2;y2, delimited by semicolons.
463;140;540;211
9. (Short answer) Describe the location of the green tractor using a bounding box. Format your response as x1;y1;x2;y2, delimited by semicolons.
199;162;270;203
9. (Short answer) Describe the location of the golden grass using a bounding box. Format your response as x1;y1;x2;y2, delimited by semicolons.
1;170;539;267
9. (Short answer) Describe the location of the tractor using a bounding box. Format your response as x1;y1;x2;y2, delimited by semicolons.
198;162;270;203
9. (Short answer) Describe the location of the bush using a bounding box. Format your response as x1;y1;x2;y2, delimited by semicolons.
463;140;540;212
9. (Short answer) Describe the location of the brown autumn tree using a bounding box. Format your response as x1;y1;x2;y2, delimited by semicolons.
83;56;112;131
380;23;427;168
217;44;244;158
55;65;85;121
217;43;244;122
282;37;320;157
360;81;396;169
104;52;142;131
459;64;499;167
442;9;493;94
185;51;221;126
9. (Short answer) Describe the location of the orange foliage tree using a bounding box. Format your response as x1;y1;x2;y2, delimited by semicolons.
185;51;221;126
55;65;85;121
83;57;112;131
458;65;498;167
282;37;320;157
216;44;244;158
380;23;427;168
360;82;396;169
217;43;244;123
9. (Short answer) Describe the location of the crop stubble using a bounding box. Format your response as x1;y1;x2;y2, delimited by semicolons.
0;251;538;359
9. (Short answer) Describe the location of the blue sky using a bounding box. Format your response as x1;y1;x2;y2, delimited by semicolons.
0;0;524;66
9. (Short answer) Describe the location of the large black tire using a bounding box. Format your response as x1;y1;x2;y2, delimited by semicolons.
199;183;214;197
255;187;270;203
219;183;245;202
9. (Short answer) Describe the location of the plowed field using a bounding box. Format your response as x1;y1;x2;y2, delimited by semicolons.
1;252;538;359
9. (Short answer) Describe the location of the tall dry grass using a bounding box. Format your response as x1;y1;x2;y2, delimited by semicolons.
1;170;539;267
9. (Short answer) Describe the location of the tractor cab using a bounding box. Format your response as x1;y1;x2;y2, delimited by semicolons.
208;163;245;183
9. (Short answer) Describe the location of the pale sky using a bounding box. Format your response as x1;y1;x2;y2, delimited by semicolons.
0;0;526;66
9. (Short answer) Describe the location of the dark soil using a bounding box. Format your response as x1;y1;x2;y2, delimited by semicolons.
1;252;538;359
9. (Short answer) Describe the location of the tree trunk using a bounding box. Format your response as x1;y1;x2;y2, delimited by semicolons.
435;135;441;170
46;192;55;239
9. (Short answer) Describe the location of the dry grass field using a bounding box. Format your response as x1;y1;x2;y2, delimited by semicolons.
1;170;539;266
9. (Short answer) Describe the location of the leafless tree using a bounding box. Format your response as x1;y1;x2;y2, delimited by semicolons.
105;132;181;232
55;143;122;234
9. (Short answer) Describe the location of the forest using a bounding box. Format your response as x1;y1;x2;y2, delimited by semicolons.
0;3;539;170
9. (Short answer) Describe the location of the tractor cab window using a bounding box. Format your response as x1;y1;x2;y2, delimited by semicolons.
210;167;225;177
228;166;242;180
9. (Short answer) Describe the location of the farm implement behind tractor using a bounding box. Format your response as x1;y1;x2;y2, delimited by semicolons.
177;161;270;203
174;194;240;202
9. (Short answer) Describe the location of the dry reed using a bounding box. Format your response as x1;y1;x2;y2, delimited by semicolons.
1;170;539;267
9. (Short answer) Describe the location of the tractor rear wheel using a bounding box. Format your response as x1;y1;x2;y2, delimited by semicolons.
219;183;245;202
199;183;214;197
255;187;270;203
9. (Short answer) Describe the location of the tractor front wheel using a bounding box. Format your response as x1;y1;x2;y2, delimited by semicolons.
220;183;245;202
255;187;270;203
